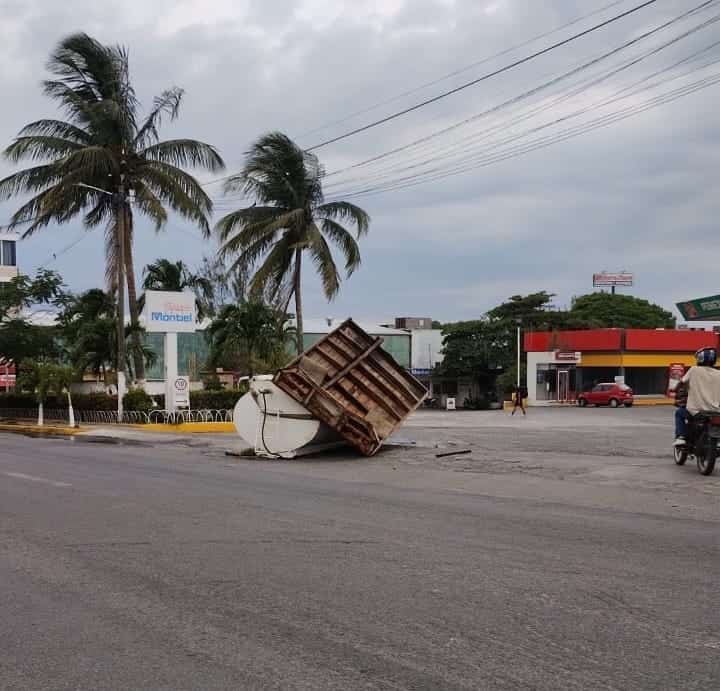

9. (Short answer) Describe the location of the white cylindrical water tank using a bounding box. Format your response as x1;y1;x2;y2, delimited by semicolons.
234;376;338;457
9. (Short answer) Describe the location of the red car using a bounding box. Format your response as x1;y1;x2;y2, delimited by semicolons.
578;382;634;408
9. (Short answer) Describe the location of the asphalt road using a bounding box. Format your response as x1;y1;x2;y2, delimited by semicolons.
1;424;718;690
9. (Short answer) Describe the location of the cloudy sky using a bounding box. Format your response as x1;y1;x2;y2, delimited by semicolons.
1;0;719;323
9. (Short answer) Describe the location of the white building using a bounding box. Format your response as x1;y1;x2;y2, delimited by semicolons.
0;232;19;283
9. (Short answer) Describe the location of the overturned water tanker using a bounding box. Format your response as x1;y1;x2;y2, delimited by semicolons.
234;319;427;458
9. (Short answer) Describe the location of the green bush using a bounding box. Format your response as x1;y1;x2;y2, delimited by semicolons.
463;396;491;411
0;392;117;410
190;389;244;410
0;386;248;412
123;388;154;413
202;374;225;391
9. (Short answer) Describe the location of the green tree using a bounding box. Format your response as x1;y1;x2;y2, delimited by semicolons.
195;255;250;317
439;292;590;399
208;301;294;375
0;33;225;382
139;258;213;320
0;269;65;371
487;291;589;330
17;359;56;426
570;292;675;328
216;132;370;352
52;363;78;427
59;288;155;383
0;269;65;322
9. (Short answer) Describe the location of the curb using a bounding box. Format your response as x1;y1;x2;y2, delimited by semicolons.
0;422;80;437
131;422;236;434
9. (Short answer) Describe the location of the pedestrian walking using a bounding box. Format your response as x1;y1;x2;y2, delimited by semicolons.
511;385;527;416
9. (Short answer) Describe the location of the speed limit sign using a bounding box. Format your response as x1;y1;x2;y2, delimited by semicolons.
172;376;190;408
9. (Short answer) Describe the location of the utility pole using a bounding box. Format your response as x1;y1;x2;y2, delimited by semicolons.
77;175;128;422
516;322;522;390
116;158;127;422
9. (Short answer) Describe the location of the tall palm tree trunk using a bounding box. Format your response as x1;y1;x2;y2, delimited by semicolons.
123;208;145;383
294;248;304;354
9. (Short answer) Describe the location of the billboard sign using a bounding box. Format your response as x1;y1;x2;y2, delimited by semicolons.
676;295;720;321
144;291;196;333
593;272;634;287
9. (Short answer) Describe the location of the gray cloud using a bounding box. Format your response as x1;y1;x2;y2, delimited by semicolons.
1;0;719;322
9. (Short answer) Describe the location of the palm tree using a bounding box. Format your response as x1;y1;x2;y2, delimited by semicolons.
0;33;224;384
139;258;213;321
59;288;156;384
215;132;369;352
208;301;294;376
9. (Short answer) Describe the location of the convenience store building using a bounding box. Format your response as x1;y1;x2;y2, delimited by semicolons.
524;328;719;406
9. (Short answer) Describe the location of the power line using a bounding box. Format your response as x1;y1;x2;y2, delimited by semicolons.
327;65;720;198
305;0;663;151
323;39;720;196
198;0;663;191
38;230;94;269
295;0;632;140
324;70;720;200
322;7;720;193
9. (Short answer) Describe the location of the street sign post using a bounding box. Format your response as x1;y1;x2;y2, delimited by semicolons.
172;376;190;408
676;295;720;321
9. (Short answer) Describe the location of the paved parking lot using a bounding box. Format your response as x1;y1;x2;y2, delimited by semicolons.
386;405;720;520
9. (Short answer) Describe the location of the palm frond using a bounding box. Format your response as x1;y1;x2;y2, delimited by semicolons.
141;160;213;218
84;198;114;228
131;181;168;231
247;234;295;301
234;132;314;208
139;163;211;235
0;164;64;200
223;229;282;276
142;258;184;291
306;224;340;300
141;139;224;172
319;218;361;276
216;207;302;254
134;87;184;148
12;179;100;236
215;205;289;242
18;119;91;144
59;145;117;178
47;33;137;123
317;201;370;236
4;136;83;163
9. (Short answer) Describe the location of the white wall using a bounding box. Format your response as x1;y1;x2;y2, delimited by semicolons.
526;352;549;407
410;329;444;370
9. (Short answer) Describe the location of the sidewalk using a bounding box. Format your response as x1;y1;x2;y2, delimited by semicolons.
76;425;242;449
0;421;243;451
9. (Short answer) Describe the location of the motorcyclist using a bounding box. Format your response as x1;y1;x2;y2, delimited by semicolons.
674;347;720;446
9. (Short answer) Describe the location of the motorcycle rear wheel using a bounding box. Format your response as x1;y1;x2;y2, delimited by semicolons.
673;446;688;465
695;434;717;476
697;455;716;476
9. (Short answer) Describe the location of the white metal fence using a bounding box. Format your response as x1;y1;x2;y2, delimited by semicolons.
0;408;234;425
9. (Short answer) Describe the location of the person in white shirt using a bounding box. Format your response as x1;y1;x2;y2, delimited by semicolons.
674;347;720;446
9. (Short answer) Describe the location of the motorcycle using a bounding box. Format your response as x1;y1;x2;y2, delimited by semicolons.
673;412;720;476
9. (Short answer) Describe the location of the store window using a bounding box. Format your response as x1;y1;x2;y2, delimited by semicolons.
1;240;16;267
435;380;458;396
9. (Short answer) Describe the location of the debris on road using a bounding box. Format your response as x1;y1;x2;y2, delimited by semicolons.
274;319;427;456
435;449;472;458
